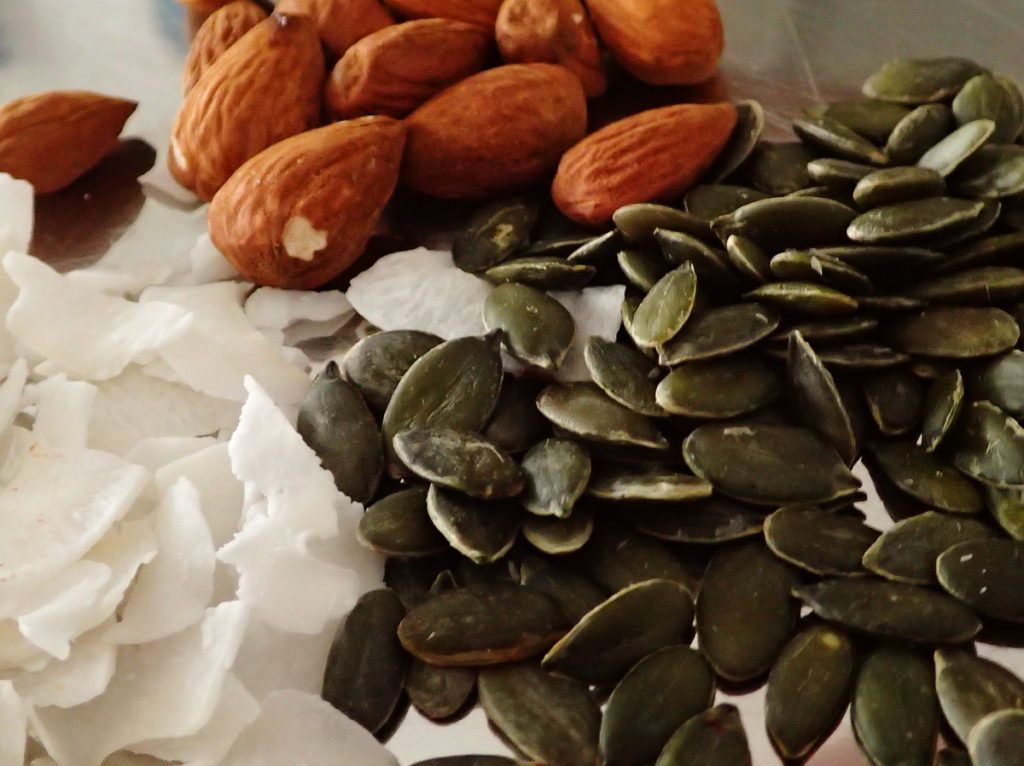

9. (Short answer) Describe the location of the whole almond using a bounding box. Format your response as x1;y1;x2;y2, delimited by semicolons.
209;116;406;289
169;13;325;201
183;0;267;93
0;91;137;194
178;0;233;11
403;63;586;199
325;19;491;120
552;102;738;225
585;0;724;85
275;0;395;57
496;0;606;98
383;0;503;29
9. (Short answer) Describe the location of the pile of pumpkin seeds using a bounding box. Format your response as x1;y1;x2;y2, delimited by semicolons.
310;57;1024;766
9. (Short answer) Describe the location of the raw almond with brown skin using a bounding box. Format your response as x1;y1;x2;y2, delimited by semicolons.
495;0;606;98
183;0;267;93
275;0;395;58
326;19;491;119
209;116;405;289
0;91;136;194
585;0;724;85
384;0;503;29
169;13;325;201
403;63;586;199
553;102;737;226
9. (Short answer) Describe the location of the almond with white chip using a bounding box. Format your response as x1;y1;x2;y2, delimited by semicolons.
183;0;268;93
208;116;406;289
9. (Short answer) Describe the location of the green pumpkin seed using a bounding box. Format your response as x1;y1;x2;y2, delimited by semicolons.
713;197;857;253
935;649;1024;743
813;244;945;278
937;538;1024;623
890;307;1020;358
483;377;549;454
705;99;765;184
848;197;986;243
793;579;982;643
968;709;1024;766
629;263;698;349
655;705;751;766
398;582;566;666
918;119;996;176
385;556;448;610
453;198;538;273
537;383;668;450
478;661;600;766
863;368;925;436
383;335;502;473
520;438;591;518
870;441;983;513
562;229;621;265
745;281;858;316
954;401;1024;486
863;57;987;104
296;362;382;504
770;250;873;294
794;116;889;165
813;343;911;369
653;229;737;286
587;464;712;502
937;231;1024;274
923;198;1002;249
358;487;447;558
520;554;606;624
725;234;772;283
659;303;780;365
812;100;912;142
601;645;715;766
953;73;1024;143
522;510;594;555
484;283;575;371
484;256;596;290
853;166;946;208
886;103;957;165
765;623;856;761
862;511;994;584
987;485;1024;540
773;315;879;343
395;428;523;499
952;144;1024;198
684;184;770;222
584;337;665;417
631;497;766;544
684;422;860;506
788;184;856;203
655;355;780;418
322;589;407;733
852;645;939;766
788;330;858;464
542;579;694;685
937;748;973;766
616;249;669;292
973;351;1024;419
411;758;519;766
406;658;476;722
910;266;1024;305
427;485;520;564
343;330;442;413
808;157;876;188
741;141;816;195
860;295;928;314
524;234;592;258
765;506;878;576
579;524;696;595
613;204;712;246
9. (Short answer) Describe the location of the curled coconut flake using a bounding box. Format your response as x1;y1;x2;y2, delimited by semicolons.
124;436;219;475
0;358;28;436
244;288;352;332
0;620;47;673
0;680;26;766
0;174;33;255
12;622;117;708
230;614;338;703
169;233;241;288
155;443;243;549
31;375;97;451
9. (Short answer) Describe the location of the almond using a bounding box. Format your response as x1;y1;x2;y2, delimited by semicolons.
169;13;325;202
183;0;267;93
552;102;737;226
0;91;136;194
383;0;503;29
585;0;724;85
178;0;234;11
325;19;490;120
275;0;395;58
496;0;606;98
208;116;406;289
403;63;586;199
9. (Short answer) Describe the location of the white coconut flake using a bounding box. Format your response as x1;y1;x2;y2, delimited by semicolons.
0;680;26;766
4;253;194;381
13;624;117;708
0;620;47;672
220;690;397;766
231;615;337;703
31;375;97;451
137;162;202;210
550;285;626;382
244;288;352;332
0;358;27;435
17;561;112;659
0;174;33;256
168;234;240;287
123;436;218;476
155;443;242;549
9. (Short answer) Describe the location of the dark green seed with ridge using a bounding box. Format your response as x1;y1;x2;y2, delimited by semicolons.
935;649;1024;743
654;705;752;766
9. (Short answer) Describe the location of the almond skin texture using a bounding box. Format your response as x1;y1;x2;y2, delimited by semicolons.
383;0;503;29
553;102;738;226
275;0;395;57
403;63;587;199
169;13;325;201
178;0;233;12
209;116;406;289
0;91;137;194
183;0;267;93
325;19;491;119
496;0;606;98
585;0;724;85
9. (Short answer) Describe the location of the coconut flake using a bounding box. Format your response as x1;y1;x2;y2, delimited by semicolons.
137;162;202;210
0;680;26;766
13;624;116;708
551;285;626;382
30;375;97;451
231;615;337;703
0;358;28;435
0;174;33;255
123;437;218;475
168;234;240;287
244;287;351;332
0;620;47;672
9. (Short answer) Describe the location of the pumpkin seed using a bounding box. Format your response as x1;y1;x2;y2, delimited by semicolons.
853;166;946;208
484;255;596;290
789;184;856;203
654;229;737;286
684;184;770;222
684;422;860;506
696;541;802;681
812;100;912;142
579;524;696;595
343;330;443;413
655;705;751;766
815;244;945;278
794;116;889;165
705;99;765;184
630;263;698;348
870;441;983;513
631;497;766;544
862;511;994;584
712;197;857;252
411;758;519;766
296;362;382;504
793;579;982;643
453;198;538;273
953;73;1024;143
725;234;772;283
524;234;593;258
788;330;858;464
863;57;987;104
952;144;1024;198
616;249;669;292
773;314;879;343
613;204;712;246
765;623;856;761
358;487;447;558
395;428;523;499
860;295;928;313
886;103;957;165
765;506;878;576
427;485;520;564
585;337;665;417
382;335;502;473
520;554;606;624
483;377;549;454
890;307;1020;357
934;648;1024;743
973;350;1024;418
986;485;1024;540
656;355;780;418
968;709;1024;766
911;266;1024;305
566;229;623;264
621;290;643;346
587;464;712;502
937;748;973;766
741;141;816;195
601;645;715;766
813;343;911;369
852;645;939;766
659;302;780;364
322;589;407;733
954;401;1024;486
406;657;477;722
918;119;996;176
770;250;873;294
398;582;566;666
522;510;594;555
746;280;860;316
542;579;694;685
385;556;449;611
937;231;1024;274
808;157;876;188
520;438;591;518
923;198;1001;249
848;197;986;243
863;368;925;435
937;538;1024;623
537;383;668;450
484;283;575;371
